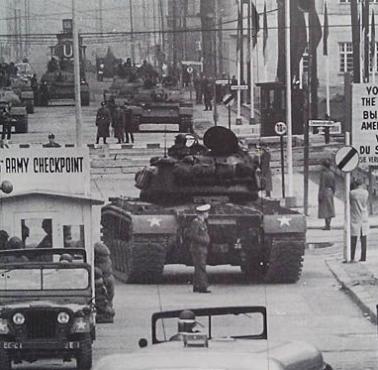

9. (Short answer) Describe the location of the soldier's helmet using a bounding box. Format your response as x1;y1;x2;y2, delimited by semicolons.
59;253;73;263
177;310;196;333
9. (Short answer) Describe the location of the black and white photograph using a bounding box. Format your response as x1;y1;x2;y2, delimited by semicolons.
0;0;376;369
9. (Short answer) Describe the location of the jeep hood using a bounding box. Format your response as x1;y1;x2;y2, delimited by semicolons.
0;299;88;312
94;340;325;370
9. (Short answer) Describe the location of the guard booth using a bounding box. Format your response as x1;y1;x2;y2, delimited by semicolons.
0;147;103;274
257;82;305;137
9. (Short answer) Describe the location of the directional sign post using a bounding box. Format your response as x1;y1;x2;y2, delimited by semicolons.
275;122;287;198
230;85;249;91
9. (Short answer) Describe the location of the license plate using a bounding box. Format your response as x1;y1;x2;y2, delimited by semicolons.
3;342;22;349
64;341;80;349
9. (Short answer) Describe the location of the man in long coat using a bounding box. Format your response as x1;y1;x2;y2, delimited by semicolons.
112;105;124;143
350;179;369;262
122;103;135;144
318;159;336;230
96;102;111;144
186;204;211;293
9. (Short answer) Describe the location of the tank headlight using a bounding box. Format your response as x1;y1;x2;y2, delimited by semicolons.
13;312;25;325
57;312;70;324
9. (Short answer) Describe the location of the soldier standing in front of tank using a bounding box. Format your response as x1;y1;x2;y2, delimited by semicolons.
112;104;124;144
95;102;111;144
318;159;336;230
187;204;211;293
122;102;135;144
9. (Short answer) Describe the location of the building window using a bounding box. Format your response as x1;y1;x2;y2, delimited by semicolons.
339;42;353;73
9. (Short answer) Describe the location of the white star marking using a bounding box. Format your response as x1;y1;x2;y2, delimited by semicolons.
148;217;161;227
0;321;8;332
278;216;291;227
76;320;87;330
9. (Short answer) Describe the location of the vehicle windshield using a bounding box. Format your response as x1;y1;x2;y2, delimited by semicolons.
0;267;89;290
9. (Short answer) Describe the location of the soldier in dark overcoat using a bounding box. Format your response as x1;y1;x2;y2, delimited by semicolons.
122;103;135;144
318;159;336;230
112;105;124;143
96;102;111;144
186;204;211;293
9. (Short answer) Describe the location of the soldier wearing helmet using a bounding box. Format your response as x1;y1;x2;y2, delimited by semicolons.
168;134;191;159
169;310;199;341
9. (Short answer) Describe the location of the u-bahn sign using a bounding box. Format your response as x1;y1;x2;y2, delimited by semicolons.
352;83;378;165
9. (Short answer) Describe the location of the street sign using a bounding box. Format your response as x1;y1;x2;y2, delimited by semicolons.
352;83;378;165
309;120;342;134
222;94;234;107
187;67;193;74
181;60;203;66
230;85;248;91
215;79;229;85
335;146;359;173
274;121;287;136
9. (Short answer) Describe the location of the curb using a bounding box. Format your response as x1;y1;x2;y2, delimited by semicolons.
325;259;377;324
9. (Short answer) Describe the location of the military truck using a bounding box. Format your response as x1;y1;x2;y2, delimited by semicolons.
0;248;94;370
0;89;28;133
101;126;306;284
39;19;89;106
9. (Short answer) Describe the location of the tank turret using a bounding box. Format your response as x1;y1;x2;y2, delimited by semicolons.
135;126;262;203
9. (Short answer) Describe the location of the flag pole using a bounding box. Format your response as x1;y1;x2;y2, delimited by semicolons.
285;0;294;200
236;0;242;125
373;10;376;84
249;0;255;125
324;1;330;117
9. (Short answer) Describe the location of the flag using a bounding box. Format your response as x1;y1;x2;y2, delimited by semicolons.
371;10;375;57
363;0;369;81
263;2;268;61
350;0;360;83
323;2;329;56
250;1;260;47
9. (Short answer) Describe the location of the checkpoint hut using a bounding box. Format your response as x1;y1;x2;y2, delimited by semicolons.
0;147;103;264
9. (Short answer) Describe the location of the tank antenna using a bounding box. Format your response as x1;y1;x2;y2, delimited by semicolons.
163;124;167;158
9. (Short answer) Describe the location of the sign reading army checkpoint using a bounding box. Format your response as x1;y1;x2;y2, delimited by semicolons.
0;147;90;195
352;83;378;164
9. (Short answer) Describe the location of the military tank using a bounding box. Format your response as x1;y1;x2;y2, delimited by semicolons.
39;19;89;106
104;65;193;133
0;89;28;133
101;126;306;284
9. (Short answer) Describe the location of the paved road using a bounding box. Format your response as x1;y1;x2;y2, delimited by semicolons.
16;247;377;370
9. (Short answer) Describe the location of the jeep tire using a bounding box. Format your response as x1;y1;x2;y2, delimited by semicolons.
0;348;11;370
76;334;92;370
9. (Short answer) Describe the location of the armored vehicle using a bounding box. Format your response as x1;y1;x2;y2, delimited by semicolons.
0;89;28;133
39;19;89;106
11;62;35;114
101;126;306;284
94;306;332;370
0;248;95;370
104;66;193;133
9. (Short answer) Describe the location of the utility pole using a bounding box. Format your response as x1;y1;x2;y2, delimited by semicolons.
285;0;294;201
129;0;135;62
99;0;104;34
72;0;83;147
159;0;165;56
172;0;178;69
213;0;218;126
249;0;255;125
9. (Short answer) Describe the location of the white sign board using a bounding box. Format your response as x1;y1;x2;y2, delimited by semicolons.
215;79;229;85
0;147;90;196
352;83;378;165
275;121;287;136
230;85;248;91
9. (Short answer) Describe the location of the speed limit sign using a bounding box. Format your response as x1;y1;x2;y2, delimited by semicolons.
275;121;287;136
187;66;193;74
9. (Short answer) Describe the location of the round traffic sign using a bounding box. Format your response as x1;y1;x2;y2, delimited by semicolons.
335;146;359;173
187;67;193;74
275;121;287;136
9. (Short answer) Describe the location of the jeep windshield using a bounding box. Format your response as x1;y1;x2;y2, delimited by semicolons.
0;267;89;290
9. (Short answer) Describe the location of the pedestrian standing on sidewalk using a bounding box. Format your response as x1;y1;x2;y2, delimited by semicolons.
350;178;369;262
318;159;336;230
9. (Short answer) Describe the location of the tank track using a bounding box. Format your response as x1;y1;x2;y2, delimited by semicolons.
264;233;305;283
110;235;169;283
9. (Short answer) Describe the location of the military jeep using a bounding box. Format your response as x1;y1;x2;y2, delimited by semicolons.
0;248;95;370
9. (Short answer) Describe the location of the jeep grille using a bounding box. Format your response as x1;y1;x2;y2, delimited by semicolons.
26;311;56;339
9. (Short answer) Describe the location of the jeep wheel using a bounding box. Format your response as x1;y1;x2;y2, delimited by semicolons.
76;334;92;370
0;348;11;370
